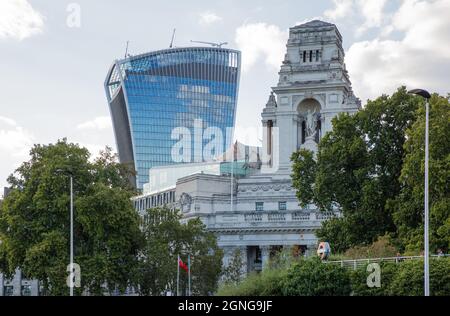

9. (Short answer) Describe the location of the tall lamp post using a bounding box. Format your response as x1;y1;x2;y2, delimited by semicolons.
56;169;74;297
408;88;431;297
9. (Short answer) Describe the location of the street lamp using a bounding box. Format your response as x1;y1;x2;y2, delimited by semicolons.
408;88;431;297
55;169;74;297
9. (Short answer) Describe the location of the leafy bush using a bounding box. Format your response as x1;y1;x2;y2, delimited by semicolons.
389;258;450;296
350;262;397;296
282;257;351;296
217;268;286;296
216;256;450;296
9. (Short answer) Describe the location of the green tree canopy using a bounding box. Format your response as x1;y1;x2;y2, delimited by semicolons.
291;87;420;252
138;206;223;296
390;94;450;253
0;140;142;295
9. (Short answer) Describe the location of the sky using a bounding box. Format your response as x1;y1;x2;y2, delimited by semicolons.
1;0;450;195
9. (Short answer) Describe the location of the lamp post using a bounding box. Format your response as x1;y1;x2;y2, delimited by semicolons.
56;169;74;297
408;88;431;297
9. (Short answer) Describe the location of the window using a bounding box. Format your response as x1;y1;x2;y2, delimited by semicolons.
279;202;287;211
3;286;13;296
316;50;320;62
21;285;31;296
309;50;313;62
255;202;264;212
303;51;306;63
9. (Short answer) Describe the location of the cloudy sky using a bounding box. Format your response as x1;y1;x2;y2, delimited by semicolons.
1;0;449;195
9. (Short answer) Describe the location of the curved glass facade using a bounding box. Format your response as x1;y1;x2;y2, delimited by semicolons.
105;47;241;189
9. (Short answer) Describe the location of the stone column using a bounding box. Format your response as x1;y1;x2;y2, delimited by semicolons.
0;273;4;296
30;280;39;296
238;246;248;276
12;269;22;296
260;246;271;270
221;246;236;269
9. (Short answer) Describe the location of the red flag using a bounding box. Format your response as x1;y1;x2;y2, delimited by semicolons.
178;258;188;272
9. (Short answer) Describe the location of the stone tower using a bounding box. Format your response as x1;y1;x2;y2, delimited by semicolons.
261;20;361;177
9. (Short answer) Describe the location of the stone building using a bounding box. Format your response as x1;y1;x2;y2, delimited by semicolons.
133;20;361;273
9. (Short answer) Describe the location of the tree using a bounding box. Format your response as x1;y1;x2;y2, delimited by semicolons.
282;257;351;296
138;207;223;296
0;140;142;295
291;87;420;252
350;261;398;296
222;248;245;285
389;258;450;296
344;235;398;259
390;95;450;253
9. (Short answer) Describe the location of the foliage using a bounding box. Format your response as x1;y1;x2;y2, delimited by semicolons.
217;268;287;296
350;262;397;296
138;207;223;296
218;257;450;296
222;248;245;285
0;140;142;295
282;257;351;296
344;235;399;259
291;150;316;208
390;95;450;253
389;258;450;296
291;87;421;252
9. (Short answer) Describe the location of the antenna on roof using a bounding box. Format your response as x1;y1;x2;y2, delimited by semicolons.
190;40;228;48
169;29;176;48
124;40;130;58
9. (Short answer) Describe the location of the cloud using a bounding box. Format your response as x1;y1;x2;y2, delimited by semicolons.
324;0;353;20
75;142;108;159
77;116;112;131
324;0;388;36
355;0;388;36
0;0;45;40
0;116;35;192
0;116;35;158
198;11;223;26
346;0;450;103
235;23;288;72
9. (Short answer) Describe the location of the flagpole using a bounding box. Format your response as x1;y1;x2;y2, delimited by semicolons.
177;254;180;296
188;254;191;296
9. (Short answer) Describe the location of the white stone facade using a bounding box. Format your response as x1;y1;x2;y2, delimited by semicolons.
133;20;360;275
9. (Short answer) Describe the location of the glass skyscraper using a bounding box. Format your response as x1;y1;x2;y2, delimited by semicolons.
105;47;241;189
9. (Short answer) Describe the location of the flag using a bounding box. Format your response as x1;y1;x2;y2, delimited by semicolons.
178;257;188;272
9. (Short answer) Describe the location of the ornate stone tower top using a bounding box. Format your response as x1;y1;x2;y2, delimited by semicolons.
261;20;361;177
277;20;358;103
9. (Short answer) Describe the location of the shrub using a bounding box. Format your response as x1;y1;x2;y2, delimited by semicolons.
389;258;450;296
216;268;286;296
282;257;351;296
350;262;397;296
344;235;398;259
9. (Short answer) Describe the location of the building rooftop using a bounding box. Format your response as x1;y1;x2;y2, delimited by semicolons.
293;20;336;29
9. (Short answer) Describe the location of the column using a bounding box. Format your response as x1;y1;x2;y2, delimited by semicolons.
0;273;4;296
260;246;271;270
12;268;21;296
30;280;39;296
238;246;248;276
